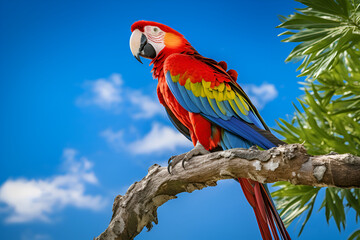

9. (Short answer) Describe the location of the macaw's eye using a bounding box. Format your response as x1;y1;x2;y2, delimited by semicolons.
153;27;159;33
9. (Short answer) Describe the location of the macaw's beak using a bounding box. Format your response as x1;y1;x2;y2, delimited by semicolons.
130;29;156;64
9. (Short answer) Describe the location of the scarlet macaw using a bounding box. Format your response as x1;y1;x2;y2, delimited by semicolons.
130;20;291;240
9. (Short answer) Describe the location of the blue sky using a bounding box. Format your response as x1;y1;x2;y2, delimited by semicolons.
0;0;358;239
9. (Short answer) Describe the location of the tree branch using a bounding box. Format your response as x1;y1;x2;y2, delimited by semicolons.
95;144;360;240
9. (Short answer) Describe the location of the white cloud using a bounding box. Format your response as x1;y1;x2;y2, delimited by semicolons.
76;73;123;109
101;123;192;155
76;73;164;119
242;83;278;109
129;123;192;154
0;149;105;223
100;128;124;149
128;90;165;119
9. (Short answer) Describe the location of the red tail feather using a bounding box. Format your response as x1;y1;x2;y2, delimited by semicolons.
238;178;291;240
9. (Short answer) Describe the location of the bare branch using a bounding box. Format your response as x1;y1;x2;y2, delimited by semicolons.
95;144;360;240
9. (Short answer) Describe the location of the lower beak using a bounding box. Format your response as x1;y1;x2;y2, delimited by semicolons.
130;29;156;64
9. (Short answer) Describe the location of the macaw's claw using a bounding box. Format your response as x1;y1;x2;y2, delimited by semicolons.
167;153;186;174
167;143;210;174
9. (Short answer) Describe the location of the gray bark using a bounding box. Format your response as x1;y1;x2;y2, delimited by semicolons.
95;144;360;240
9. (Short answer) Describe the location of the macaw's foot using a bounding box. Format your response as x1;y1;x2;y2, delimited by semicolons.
167;142;210;174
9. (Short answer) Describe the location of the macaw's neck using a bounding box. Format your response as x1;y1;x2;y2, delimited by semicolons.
150;44;198;80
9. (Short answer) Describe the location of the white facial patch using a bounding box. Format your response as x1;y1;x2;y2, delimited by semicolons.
144;26;166;55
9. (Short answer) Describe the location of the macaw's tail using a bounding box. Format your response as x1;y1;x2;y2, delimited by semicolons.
238;178;291;240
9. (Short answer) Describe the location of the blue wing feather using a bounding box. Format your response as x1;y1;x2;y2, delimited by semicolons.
221;130;252;149
165;71;279;149
176;82;200;113
204;115;276;149
199;97;219;118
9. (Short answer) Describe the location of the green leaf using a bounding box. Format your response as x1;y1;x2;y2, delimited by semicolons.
298;195;317;236
344;190;360;214
348;229;360;240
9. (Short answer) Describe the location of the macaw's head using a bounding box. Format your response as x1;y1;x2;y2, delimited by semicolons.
130;21;193;64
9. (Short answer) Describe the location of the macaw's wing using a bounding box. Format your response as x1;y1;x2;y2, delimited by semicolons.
164;54;284;149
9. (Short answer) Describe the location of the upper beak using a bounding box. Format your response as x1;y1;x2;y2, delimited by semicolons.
130;29;156;64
